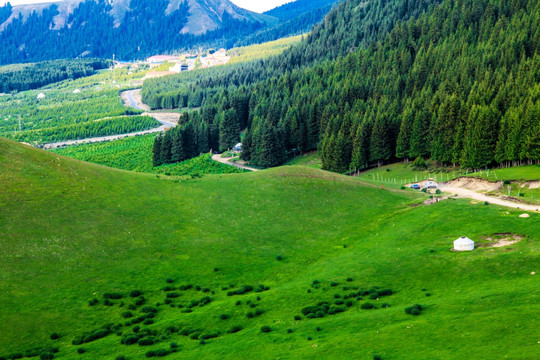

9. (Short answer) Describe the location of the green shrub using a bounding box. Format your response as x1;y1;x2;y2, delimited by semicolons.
381;303;390;308
166;278;174;283
228;325;243;334
219;314;230;320
346;277;354;282
435;189;441;194
166;292;180;299
7;353;22;360
199;340;206;345
294;315;302;321
361;303;376;310
405;304;423;316
144;319;154;325
141;306;158;314
227;285;254;296
260;326;272;333
50;333;59;340
373;355;383;360
345;300;353;307
138;337;156;346
170;342;178;349
235;300;242;306
88;298;99;306
334;300;344;305
121;311;133;319
130;290;142;297
135;296;146;306
145;349;170;358
287;328;293;333
316;327;321;332
276;255;283;261
104;293;123;300
307;336;312;341
77;348;85;354
421;188;427;193
200;333;219;340
121;335;139;345
330;281;339;287
40;353;54;360
116;356;126;360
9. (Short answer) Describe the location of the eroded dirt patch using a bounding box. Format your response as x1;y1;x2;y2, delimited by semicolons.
444;177;502;192
479;233;525;248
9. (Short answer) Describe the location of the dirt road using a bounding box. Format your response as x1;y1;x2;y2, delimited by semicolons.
439;184;540;212
41;90;179;149
211;154;259;172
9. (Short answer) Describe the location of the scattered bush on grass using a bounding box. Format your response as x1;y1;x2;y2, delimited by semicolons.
405;304;423;316
145;349;170;358
77;348;85;354
228;325;243;334
50;333;59;340
361;303;376;310
219;314;230;320
40;353;54;360
260;326;272;333
104;293;123;300
130;290;142;297
88;298;99;306
121;311;133;319
294;315;302;321
227;285;254;296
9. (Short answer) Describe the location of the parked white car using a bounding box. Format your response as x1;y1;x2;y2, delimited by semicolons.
424;181;438;189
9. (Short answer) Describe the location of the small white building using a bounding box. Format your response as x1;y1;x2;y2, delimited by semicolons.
73;89;81;94
232;143;242;153
37;93;46;99
454;236;475;251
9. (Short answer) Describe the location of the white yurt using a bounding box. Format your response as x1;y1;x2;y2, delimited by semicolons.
73;89;81;94
454;236;475;251
37;93;46;99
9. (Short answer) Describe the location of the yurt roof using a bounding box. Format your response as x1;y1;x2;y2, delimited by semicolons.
454;236;474;244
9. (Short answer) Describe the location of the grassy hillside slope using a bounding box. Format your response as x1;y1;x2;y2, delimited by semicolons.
0;138;538;359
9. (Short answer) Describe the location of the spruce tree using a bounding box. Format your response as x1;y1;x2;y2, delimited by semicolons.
219;109;241;152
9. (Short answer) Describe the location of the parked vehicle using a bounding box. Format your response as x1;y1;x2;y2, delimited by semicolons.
424;181;437;189
410;184;421;189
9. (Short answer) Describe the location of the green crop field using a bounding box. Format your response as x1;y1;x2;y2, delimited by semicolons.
1;137;538;359
51;134;244;177
0;67;145;144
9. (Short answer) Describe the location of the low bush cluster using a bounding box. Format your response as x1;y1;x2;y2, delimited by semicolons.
104;293;123;300
302;301;345;318
246;309;264;318
227;285;254;296
145;349;170;358
72;325;112;345
405;304;424;316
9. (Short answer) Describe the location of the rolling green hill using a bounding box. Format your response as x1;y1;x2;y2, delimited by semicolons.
0;137;539;359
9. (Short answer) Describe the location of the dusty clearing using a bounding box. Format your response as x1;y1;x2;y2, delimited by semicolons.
479;233;525;248
445;177;503;192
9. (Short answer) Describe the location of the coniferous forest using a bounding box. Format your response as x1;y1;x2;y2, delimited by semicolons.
151;0;540;171
0;58;110;93
0;0;339;65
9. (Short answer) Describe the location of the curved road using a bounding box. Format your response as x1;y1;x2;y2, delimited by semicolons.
42;89;179;149
211;154;259;172
439;184;540;212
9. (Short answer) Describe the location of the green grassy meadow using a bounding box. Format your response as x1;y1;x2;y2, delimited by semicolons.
1;138;539;359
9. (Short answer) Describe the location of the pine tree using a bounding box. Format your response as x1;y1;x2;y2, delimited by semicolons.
219;109;241;152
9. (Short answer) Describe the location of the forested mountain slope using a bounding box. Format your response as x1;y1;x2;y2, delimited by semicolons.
0;0;274;64
0;0;347;65
142;0;437;108
151;0;540;171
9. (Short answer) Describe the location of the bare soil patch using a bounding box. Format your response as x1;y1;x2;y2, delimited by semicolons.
444;177;502;192
478;233;525;248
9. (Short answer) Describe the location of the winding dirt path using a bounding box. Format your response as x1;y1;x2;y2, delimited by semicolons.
439;184;540;212
211;154;259;172
42;89;179;149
